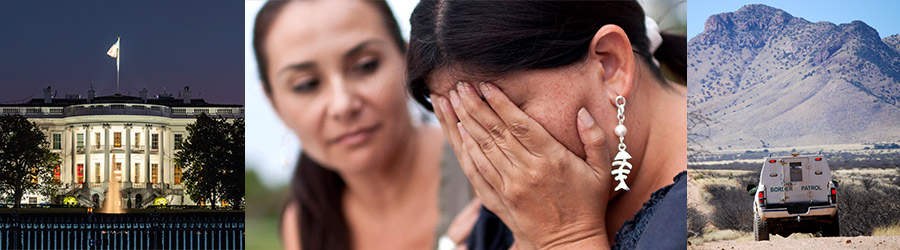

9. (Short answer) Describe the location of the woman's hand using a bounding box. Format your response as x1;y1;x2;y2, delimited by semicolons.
444;199;482;250
431;82;613;249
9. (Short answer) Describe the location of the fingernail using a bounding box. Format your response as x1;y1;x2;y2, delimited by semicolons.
449;90;460;108
456;81;466;94
439;96;451;113
457;122;468;137
479;82;490;98
430;95;438;110
578;107;594;128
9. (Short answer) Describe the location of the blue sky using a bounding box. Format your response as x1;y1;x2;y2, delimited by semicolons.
689;0;900;40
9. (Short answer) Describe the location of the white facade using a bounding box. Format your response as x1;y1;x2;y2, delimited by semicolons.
2;89;243;208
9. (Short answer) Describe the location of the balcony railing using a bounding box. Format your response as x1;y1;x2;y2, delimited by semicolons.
5;104;244;119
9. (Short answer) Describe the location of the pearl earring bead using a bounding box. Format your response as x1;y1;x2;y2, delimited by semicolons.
615;124;627;137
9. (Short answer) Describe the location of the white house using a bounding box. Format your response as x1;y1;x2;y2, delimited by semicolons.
0;86;243;208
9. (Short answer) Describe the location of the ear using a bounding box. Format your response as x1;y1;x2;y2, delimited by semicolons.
587;24;635;105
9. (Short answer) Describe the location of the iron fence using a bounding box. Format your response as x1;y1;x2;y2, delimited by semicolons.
0;210;244;250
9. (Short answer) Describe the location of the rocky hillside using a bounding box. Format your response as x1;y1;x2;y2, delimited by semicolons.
688;4;900;150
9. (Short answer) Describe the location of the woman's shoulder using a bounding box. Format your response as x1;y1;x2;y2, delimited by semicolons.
281;201;302;250
613;171;687;250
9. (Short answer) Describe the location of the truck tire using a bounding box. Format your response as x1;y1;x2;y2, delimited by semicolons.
823;214;841;237
754;212;769;241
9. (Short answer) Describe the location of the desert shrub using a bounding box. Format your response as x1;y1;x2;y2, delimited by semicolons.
706;184;753;232
735;173;758;189
838;183;900;236
687;205;708;238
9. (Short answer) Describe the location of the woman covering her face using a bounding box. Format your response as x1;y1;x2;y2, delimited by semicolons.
253;1;480;249
407;1;688;249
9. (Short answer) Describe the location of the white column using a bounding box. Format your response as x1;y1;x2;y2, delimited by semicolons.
160;126;165;186
144;125;151;185
103;124;110;185
125;124;132;185
84;125;91;187
69;126;76;185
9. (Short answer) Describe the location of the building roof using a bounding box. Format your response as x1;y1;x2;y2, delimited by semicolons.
0;94;241;108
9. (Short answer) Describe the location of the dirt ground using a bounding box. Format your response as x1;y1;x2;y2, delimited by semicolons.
689;236;900;250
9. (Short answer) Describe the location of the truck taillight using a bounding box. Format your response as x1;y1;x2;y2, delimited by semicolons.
758;190;766;207
830;187;836;203
769;159;776;163
815;157;822;161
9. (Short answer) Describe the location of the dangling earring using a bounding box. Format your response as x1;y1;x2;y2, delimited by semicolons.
612;95;632;192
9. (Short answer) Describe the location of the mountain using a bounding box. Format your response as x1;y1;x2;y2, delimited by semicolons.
688;4;900;150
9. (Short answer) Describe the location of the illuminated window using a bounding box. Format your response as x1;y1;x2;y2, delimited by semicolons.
52;134;61;150
151;134;159;150
30;167;37;183
174;165;182;184
95;133;101;149
77;164;84;183
135;163;141;182
135;132;141;146
77;133;84;149
151;164;159;183
53;165;60;184
95;163;101;182
115;162;122;182
114;132;121;147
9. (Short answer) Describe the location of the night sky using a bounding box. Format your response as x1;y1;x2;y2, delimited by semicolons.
0;1;243;105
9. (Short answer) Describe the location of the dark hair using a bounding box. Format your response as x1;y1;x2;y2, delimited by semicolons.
253;0;407;95
407;0;687;111
252;1;406;249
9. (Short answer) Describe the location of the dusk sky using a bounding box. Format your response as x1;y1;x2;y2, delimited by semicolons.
0;1;243;105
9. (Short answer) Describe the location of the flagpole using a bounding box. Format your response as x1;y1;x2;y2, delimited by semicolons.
116;37;120;94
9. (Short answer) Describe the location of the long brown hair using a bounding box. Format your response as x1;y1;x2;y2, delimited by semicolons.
252;1;407;249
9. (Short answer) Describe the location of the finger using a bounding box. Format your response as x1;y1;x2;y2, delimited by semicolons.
437;95;464;154
450;89;517;181
478;82;564;156
458;123;505;191
432;94;451;137
445;198;482;245
431;95;458;149
456;82;530;164
576;107;611;176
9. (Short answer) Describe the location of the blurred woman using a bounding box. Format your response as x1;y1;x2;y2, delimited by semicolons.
407;1;687;249
252;1;477;249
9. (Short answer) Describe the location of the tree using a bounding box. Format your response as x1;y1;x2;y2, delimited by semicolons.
688;100;713;161
0;115;61;208
175;113;244;210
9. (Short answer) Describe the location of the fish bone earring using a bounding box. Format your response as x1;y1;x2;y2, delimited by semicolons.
612;95;632;192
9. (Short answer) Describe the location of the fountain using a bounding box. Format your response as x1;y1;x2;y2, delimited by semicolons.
100;155;124;213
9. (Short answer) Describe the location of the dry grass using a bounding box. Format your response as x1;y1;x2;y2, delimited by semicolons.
874;222;900;236
689;167;900;244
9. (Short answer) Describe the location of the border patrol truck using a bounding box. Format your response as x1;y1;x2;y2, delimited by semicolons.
747;153;839;240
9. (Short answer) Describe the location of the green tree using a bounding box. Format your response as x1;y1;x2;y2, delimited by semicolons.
0;115;61;208
175;113;244;210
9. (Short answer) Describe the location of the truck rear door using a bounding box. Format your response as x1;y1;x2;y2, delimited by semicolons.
781;157;809;204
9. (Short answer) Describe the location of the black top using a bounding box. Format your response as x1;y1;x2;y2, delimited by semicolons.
467;171;687;250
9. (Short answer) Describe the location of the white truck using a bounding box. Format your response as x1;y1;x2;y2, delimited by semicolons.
747;153;840;241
